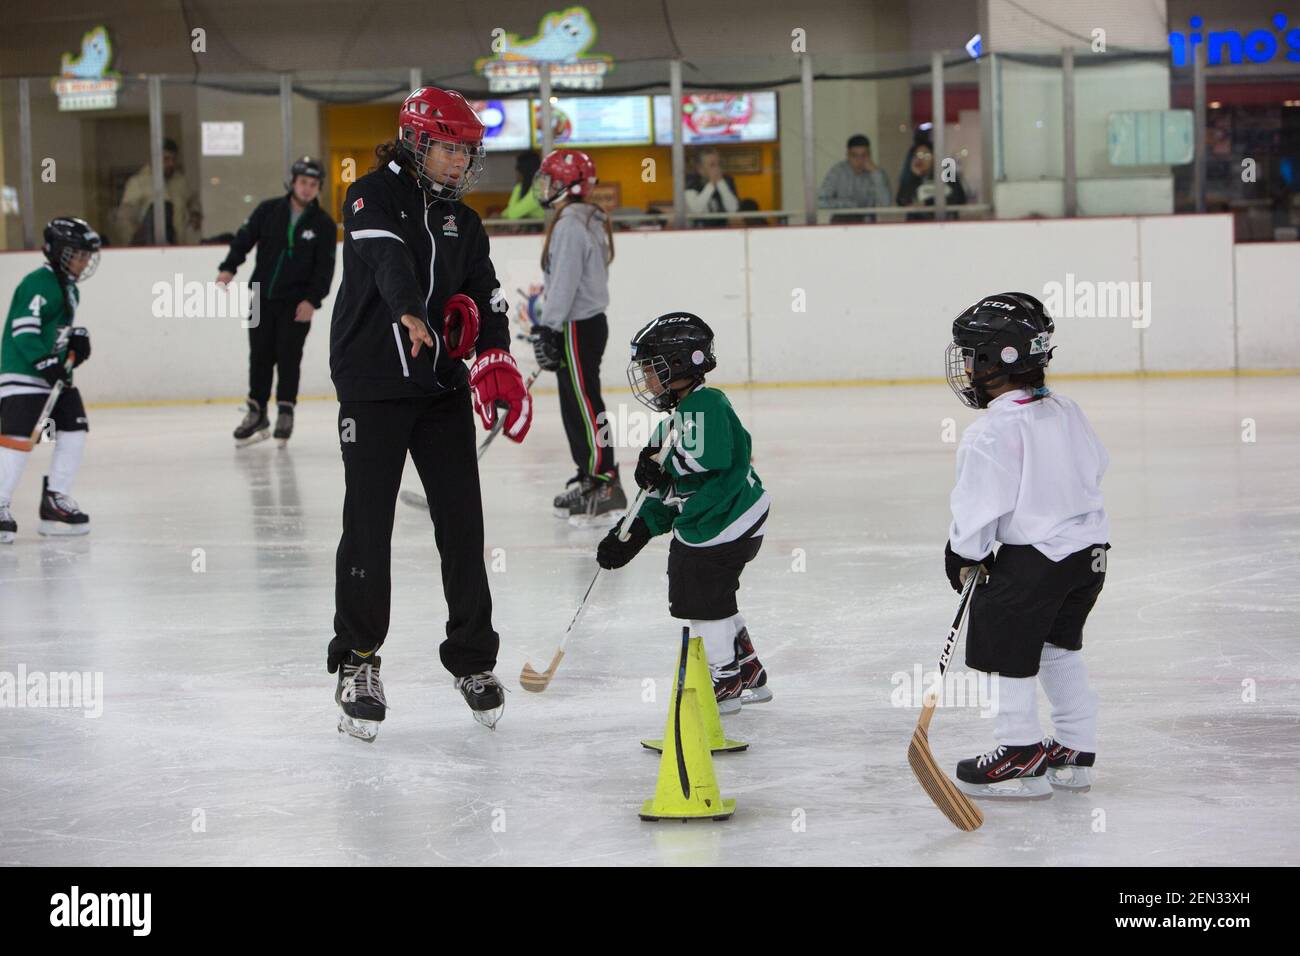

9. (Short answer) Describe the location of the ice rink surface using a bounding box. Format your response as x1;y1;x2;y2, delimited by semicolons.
1;376;1297;866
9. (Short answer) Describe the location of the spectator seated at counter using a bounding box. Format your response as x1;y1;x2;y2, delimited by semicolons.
684;147;741;227
115;138;203;246
817;134;891;224
897;137;967;220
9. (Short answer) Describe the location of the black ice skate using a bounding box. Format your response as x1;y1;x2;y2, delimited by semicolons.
38;477;89;537
273;402;294;446
735;627;773;706
712;660;744;715
568;476;628;528
955;740;1052;799
455;671;506;730
0;502;15;544
336;651;387;742
233;400;270;447
1044;737;1096;792
552;473;584;517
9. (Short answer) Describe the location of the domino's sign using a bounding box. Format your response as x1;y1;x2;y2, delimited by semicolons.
1169;13;1300;66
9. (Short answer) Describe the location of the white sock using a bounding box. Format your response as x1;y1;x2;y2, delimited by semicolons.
730;613;747;637
47;430;87;497
693;618;737;670
993;674;1042;745
1038;644;1099;752
0;443;30;505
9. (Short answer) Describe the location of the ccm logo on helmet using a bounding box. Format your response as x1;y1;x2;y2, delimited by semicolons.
981;300;1016;310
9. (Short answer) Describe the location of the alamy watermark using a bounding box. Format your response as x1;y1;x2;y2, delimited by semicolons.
151;274;261;328
0;665;103;718
890;665;999;717
1041;273;1152;329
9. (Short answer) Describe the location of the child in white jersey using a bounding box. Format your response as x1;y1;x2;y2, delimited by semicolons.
943;292;1109;798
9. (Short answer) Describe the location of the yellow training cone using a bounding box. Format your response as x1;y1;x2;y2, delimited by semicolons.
639;686;736;821
642;636;748;755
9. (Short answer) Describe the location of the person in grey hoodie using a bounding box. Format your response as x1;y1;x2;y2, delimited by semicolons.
526;148;626;521
817;134;892;223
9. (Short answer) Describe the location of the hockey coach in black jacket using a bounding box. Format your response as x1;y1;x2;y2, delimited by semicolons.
218;155;336;445
327;87;532;740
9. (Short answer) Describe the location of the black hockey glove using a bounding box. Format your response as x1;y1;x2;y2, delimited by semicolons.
67;327;91;367
596;516;651;570
34;354;68;388
634;441;670;492
531;326;563;372
944;540;989;593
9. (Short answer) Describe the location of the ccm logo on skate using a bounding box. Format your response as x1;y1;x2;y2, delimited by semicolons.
49;886;151;936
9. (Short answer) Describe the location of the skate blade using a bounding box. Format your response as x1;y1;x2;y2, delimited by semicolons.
471;705;504;730
740;686;773;706
275;437;290;448
1047;766;1094;792
956;776;1053;800
235;430;271;448
337;713;380;742
0;532;14;545
38;521;89;537
717;697;742;716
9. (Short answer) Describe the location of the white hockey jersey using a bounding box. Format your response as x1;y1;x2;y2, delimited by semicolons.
949;388;1110;562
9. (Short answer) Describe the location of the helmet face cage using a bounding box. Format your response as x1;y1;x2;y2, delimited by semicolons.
627;354;678;411
60;245;101;283
400;130;485;201
945;340;980;408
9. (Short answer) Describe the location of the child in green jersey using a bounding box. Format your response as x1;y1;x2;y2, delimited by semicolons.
0;217;100;543
596;312;772;714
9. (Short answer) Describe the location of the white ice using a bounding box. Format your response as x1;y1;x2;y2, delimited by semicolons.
1;377;1298;865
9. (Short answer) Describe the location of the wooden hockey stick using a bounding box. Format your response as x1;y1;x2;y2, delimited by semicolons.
907;570;985;832
0;353;75;452
519;426;678;693
399;370;539;511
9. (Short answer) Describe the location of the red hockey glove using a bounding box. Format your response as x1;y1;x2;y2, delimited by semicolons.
443;293;480;360
468;349;532;443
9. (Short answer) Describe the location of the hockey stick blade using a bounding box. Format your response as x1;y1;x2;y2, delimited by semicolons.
399;489;428;510
518;649;564;692
907;572;984;831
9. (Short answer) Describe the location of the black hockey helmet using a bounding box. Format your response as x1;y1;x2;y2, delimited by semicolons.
289;155;324;184
627;312;717;411
946;292;1054;409
43;217;102;283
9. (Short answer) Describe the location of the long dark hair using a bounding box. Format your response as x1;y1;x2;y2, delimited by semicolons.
516;151;541;197
541;199;614;273
372;138;404;173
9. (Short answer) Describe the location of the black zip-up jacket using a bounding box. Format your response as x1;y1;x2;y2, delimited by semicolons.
329;158;508;402
218;195;337;307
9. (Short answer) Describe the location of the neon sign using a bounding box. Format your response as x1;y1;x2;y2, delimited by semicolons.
1169;13;1300;66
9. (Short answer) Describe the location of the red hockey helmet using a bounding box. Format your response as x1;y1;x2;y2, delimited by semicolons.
533;148;597;207
397;87;486;201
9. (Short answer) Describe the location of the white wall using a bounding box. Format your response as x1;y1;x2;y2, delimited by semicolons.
0;213;1292;405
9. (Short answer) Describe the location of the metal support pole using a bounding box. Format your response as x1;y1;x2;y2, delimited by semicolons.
148;75;166;245
670;58;685;229
408;68;422;94
1062;47;1077;217
280;74;294;180
539;63;553;158
800;53;816;225
931;52;947;221
18;78;35;249
1193;41;1206;213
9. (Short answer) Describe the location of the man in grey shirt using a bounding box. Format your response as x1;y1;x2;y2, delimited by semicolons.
818;134;891;222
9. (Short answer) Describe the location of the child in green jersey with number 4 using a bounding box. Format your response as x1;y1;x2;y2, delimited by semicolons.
596;312;773;714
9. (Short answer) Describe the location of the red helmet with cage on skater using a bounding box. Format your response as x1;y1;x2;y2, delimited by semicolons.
396;87;487;202
533;148;597;207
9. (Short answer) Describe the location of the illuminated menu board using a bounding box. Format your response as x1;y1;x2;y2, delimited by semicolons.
653;92;779;144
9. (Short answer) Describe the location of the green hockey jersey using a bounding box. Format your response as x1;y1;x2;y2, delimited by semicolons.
639;386;770;547
1;264;79;399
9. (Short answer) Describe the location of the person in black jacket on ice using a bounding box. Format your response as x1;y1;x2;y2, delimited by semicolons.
218;156;336;446
328;87;532;740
